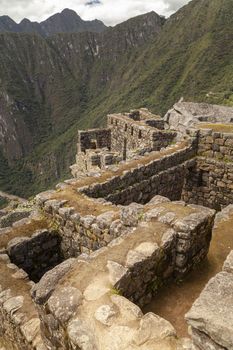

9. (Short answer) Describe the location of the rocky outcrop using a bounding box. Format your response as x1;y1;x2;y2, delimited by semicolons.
186;250;233;350
164;102;233;134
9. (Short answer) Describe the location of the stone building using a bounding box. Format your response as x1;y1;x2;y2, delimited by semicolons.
0;102;233;350
70;108;176;177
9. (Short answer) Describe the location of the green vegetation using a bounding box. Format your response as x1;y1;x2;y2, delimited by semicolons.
148;277;163;293
1;0;233;197
223;156;232;163
0;197;8;209
138;212;145;221
110;287;122;296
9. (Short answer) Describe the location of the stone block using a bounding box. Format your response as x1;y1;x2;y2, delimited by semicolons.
148;195;170;205
80;215;96;229
186;272;233;349
133;312;176;346
96;211;115;229
48;286;83;323
107;261;129;286
111;294;143;321
67;318;98;349
223;250;233;274
120;203;144;227
190;328;226;350
94;304;117;326
20;318;40;343
31;258;76;304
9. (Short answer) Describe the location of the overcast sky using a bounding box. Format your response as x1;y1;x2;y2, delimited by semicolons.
0;0;190;25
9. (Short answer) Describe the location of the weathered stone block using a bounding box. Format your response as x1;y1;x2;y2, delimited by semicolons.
48;286;83;324
32;258;76;304
186;271;233;349
223;250;233;274
67;318;98;350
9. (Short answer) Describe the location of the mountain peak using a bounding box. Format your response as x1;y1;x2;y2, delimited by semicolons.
20;18;32;24
61;8;79;16
0;9;107;36
0;15;17;31
52;8;82;21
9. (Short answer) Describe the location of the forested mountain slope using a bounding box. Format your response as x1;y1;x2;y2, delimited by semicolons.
0;11;165;196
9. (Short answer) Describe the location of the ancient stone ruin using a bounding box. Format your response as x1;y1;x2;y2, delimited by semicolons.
0;101;233;350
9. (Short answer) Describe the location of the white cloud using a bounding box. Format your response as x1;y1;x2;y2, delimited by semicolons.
0;0;190;25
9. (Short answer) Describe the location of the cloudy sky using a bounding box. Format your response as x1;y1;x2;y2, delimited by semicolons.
0;0;190;25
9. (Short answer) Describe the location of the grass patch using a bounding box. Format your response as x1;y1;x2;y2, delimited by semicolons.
110;287;122;296
0;217;49;249
198;123;233;133
0;197;8;210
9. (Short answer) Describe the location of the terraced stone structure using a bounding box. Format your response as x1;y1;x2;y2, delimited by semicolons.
70;108;176;177
1;102;233;350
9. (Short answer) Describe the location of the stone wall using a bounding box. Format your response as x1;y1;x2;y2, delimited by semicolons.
40;199;121;259
7;230;64;282
77;129;111;153
71;109;177;176
0;210;32;228
82;144;196;205
71;129;119;177
37;142;198;259
104;161;192;205
108;114;176;158
41;194;215;278
0;254;45;350
182;157;233;210
180;128;233;210
77;149;122;173
197;128;233;162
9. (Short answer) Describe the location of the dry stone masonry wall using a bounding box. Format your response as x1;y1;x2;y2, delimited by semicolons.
71;109;177;177
40;198;120;258
182;156;233;210
32;198;214;350
7;229;64;282
0;212;49;350
82;143;195;204
182;127;233;210
108;112;176;156
71;128;112;176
